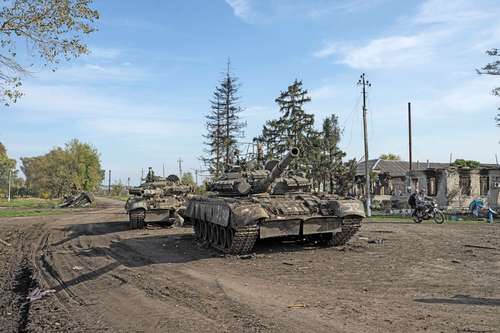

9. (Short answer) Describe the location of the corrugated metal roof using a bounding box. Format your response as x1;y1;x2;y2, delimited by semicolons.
356;159;451;177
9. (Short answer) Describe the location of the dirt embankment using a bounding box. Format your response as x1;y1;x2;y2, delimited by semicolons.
0;197;499;332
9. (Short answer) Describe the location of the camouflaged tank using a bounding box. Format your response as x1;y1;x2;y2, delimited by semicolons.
125;168;193;229
184;148;365;254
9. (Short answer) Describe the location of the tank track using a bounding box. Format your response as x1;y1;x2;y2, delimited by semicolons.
331;224;360;246
129;210;145;229
193;219;258;255
228;226;258;255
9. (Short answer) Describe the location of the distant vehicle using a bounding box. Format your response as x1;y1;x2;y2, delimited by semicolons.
413;199;445;224
184;147;366;254
125;168;193;229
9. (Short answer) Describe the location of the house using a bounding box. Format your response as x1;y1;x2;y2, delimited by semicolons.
354;159;449;196
354;159;500;211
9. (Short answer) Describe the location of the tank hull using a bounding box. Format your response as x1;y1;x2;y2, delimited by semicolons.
185;194;364;254
125;197;185;229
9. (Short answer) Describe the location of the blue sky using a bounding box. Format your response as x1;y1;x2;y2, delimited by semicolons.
1;0;499;185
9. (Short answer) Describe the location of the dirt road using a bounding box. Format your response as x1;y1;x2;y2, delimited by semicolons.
1;197;499;332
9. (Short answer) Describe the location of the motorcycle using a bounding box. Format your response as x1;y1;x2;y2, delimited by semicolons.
413;200;445;224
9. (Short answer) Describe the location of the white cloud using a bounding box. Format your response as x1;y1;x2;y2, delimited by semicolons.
315;34;437;69
314;0;500;70
34;63;147;83
414;0;494;25
80;117;201;138
414;76;499;119
225;0;381;23
307;0;382;18
226;0;252;20
89;47;122;60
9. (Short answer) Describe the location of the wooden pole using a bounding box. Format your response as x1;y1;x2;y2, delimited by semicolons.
408;102;413;192
359;73;371;217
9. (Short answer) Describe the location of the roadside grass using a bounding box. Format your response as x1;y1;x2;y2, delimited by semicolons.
0;198;60;209
110;195;129;202
0;209;65;218
367;214;493;224
0;198;65;218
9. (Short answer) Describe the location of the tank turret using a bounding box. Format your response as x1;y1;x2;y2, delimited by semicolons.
252;147;299;193
208;147;300;196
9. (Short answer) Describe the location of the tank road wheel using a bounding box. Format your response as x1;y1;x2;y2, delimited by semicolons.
201;221;209;242
210;223;219;245
206;222;213;243
317;233;335;246
224;227;234;253
219;225;227;248
193;220;201;239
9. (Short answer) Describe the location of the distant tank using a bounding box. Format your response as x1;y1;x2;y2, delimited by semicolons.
184;148;365;254
125;167;193;229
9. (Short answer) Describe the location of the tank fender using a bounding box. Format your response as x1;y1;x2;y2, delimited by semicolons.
230;204;269;227
329;199;366;218
127;200;148;212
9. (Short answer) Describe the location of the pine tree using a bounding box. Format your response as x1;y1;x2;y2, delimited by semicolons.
203;61;246;176
203;94;224;176
259;79;314;173
274;79;314;152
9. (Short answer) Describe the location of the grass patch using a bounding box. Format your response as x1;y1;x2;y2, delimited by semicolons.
0;198;60;209
367;214;492;224
110;195;129;202
0;209;65;218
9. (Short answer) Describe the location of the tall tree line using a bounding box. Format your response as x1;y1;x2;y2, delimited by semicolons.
21;139;103;197
204;62;246;176
0;142;22;196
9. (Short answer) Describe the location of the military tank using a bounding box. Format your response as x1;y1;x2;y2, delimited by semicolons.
125;168;193;229
184;148;365;254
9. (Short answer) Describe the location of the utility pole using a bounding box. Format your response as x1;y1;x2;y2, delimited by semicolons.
108;170;111;195
408;102;413;192
194;169;198;185
7;169;11;202
162;164;165;178
177;157;183;177
127;177;130;189
358;73;371;216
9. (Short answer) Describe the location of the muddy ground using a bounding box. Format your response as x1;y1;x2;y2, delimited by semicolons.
0;197;499;332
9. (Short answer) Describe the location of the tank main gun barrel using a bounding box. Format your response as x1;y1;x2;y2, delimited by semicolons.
254;147;300;193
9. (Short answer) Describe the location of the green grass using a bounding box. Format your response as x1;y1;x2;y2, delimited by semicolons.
367;215;415;223
110;195;129;202
0;209;65;218
0;198;60;209
0;198;65;218
366;214;492;224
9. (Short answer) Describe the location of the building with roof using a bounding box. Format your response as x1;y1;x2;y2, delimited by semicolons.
354;159;500;211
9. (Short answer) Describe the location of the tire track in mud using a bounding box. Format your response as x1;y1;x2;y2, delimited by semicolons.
12;258;37;332
41;215;276;332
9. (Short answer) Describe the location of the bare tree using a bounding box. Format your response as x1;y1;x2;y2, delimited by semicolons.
0;0;99;105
